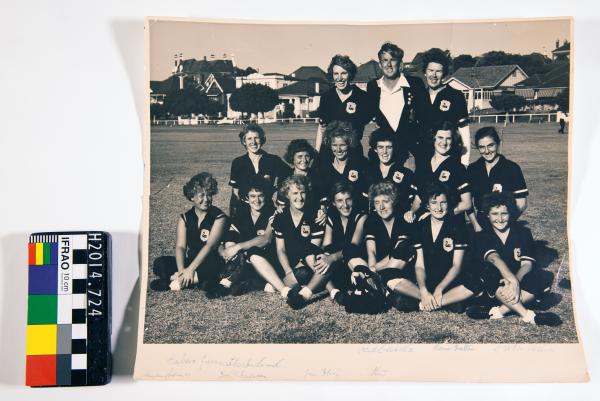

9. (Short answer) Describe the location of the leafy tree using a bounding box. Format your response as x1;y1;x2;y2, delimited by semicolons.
490;93;527;113
282;102;295;118
453;54;477;71
229;83;279;118
150;102;166;120
163;87;211;117
476;51;552;75
555;89;569;112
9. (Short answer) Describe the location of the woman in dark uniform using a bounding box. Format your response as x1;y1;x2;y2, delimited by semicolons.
317;120;369;211
228;123;289;218
466;126;528;232
315;55;373;158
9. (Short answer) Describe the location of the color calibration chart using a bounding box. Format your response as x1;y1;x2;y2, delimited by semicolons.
26;232;111;387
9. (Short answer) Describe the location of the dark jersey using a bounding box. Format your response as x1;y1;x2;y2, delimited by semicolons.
475;225;536;274
277;167;327;207
325;208;366;253
467;155;528;211
413;215;468;285
272;207;325;264
318;155;369;209
318;84;373;142
365;161;418;212
181;206;227;265
226;203;275;245
364;213;413;262
229;151;290;193
422;85;469;134
415;155;470;199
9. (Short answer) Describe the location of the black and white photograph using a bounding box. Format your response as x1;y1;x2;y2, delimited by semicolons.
136;16;586;381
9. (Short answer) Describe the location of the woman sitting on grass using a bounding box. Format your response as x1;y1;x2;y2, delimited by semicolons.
387;181;479;313
466;192;560;326
347;182;415;305
315;180;368;305
272;175;328;310
150;172;228;298
219;176;292;298
228;123;289;218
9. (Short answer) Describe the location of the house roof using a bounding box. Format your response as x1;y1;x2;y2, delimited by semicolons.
179;58;235;75
290;66;328;82
353;60;382;82
277;80;331;96
206;75;236;95
552;42;570;53
517;62;569;89
150;75;185;94
446;65;526;89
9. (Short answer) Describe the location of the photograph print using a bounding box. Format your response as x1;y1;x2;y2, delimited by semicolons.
140;17;580;351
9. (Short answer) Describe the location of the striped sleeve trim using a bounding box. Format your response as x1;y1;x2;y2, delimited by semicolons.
483;249;497;261
268;215;275;223
457;182;469;191
362;192;368;198
413;242;423;249
513;189;529;198
229;179;237;187
215;213;226;220
521;256;536;263
365;234;375;241
396;235;408;240
410;184;418;191
457;117;469;127
455;243;468;249
229;224;240;233
273;230;283;237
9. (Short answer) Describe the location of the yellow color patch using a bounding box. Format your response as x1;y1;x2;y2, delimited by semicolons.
35;243;44;265
26;325;57;355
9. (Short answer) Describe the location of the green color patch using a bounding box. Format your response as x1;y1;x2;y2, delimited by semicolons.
28;295;57;325
43;243;51;265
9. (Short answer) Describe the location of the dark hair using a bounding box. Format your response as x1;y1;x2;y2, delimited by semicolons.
279;174;312;200
324;120;357;150
423;181;457;211
327;55;358;81
368;128;396;150
240;176;273;201
239;123;266;146
475;126;502;147
432;120;463;159
377;42;404;62
183;172;218;201
330;179;354;201
480;192;518;220
368;181;399;209
421;48;451;77
284;139;317;165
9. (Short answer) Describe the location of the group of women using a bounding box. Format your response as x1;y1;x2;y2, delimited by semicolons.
150;42;561;327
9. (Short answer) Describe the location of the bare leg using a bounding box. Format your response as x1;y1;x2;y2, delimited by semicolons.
304;273;330;298
495;290;535;317
496;289;532;319
390;278;421;299
440;285;474;306
249;255;286;292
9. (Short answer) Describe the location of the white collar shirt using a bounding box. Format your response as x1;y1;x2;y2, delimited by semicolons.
378;74;410;132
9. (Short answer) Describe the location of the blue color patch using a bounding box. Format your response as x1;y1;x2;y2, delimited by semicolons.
29;265;58;295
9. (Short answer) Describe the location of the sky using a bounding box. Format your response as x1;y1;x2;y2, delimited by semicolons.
149;18;571;81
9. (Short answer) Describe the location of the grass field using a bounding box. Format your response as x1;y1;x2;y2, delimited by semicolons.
144;122;577;344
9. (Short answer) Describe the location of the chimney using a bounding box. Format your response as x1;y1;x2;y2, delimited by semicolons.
315;81;320;93
556;39;559;49
223;53;227;59
210;54;215;60
231;53;236;68
179;75;184;90
204;55;207;61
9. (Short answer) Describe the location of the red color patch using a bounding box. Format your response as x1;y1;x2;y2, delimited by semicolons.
26;355;56;386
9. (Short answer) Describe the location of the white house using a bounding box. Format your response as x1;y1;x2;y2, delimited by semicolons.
445;65;529;111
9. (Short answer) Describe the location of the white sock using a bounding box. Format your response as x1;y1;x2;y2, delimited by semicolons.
219;278;232;288
264;283;276;293
299;287;313;300
280;286;291;298
329;289;340;300
418;302;424;311
169;280;182;291
522;310;536;324
489;306;505;320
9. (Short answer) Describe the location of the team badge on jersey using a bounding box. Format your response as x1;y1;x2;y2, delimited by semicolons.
514;247;521;261
439;170;450;182
263;174;271;182
440;100;451;111
346;102;357;114
200;229;210;242
256;229;265;236
300;223;311;238
443;237;454;252
492;183;503;192
348;170;359;182
392;171;404;183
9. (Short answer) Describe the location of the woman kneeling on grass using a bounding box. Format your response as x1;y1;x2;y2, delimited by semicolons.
388;181;479;313
316;180;368;306
347;181;415;309
466;192;561;326
219;176;292;298
150;172;228;298
272;175;328;310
